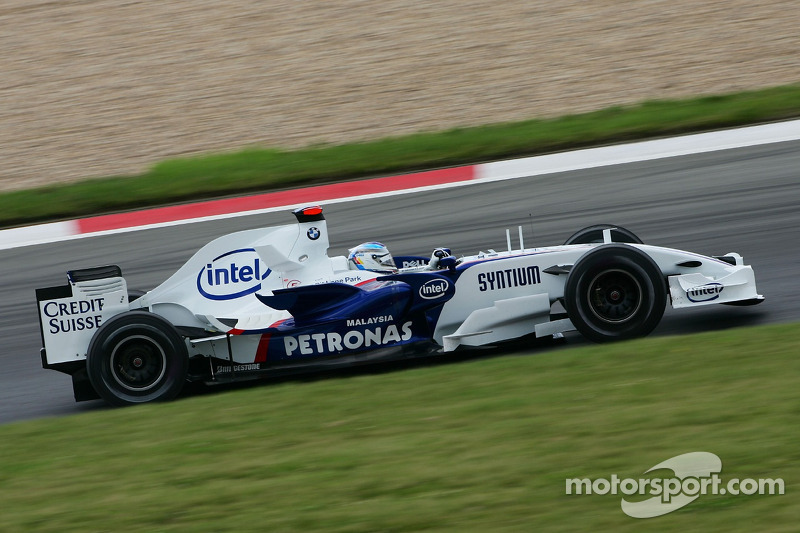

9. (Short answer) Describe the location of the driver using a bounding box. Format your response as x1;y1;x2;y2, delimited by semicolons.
348;242;454;273
347;242;398;274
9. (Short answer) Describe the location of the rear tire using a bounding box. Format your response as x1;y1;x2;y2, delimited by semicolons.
86;311;188;406
128;289;146;302
564;244;665;342
564;224;643;245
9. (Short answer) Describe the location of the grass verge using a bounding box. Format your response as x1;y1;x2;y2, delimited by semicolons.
1;322;798;532
2;83;800;228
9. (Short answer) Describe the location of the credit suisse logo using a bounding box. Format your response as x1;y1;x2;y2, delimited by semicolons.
197;249;272;300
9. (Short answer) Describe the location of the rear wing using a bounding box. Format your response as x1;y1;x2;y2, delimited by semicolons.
36;265;130;370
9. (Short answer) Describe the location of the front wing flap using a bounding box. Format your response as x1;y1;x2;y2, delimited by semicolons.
668;266;764;308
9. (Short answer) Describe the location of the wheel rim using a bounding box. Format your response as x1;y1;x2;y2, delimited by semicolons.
110;335;167;392
586;269;643;324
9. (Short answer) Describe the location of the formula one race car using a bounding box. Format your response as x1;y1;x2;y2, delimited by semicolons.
36;206;763;406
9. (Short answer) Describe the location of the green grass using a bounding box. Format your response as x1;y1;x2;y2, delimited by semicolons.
1;322;798;532
2;83;800;228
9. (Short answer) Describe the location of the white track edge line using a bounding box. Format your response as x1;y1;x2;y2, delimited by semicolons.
3;119;800;251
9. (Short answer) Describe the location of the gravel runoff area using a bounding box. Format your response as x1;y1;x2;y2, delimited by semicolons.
1;0;798;191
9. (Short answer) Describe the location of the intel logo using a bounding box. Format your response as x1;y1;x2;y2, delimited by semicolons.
197;248;272;300
686;282;724;303
419;279;449;299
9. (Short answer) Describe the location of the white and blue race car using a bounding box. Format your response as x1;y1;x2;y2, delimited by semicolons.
36;206;763;406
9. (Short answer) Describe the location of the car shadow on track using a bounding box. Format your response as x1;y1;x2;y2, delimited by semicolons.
178;334;568;401
176;306;768;403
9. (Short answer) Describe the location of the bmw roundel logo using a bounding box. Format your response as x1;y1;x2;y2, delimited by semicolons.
307;227;320;240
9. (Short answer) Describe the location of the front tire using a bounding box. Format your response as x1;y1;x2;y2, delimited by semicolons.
564;244;666;342
86;311;188;406
564;224;643;245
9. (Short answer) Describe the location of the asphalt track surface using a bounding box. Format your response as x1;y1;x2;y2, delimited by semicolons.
2;141;798;425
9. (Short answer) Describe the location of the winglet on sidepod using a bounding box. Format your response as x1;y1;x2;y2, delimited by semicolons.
255;282;362;322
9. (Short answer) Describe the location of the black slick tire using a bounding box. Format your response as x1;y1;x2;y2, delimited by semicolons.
564;244;666;342
564;224;643;245
86;311;188;406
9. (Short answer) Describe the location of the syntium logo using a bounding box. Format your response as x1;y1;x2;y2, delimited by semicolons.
197;249;272;300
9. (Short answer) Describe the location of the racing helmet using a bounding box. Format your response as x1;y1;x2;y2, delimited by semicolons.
347;242;397;273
